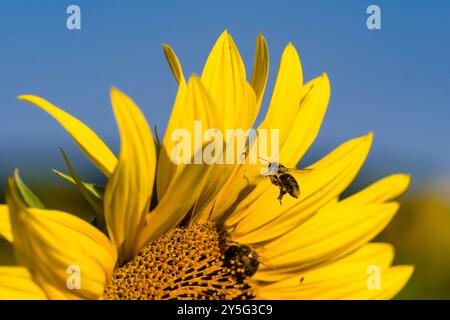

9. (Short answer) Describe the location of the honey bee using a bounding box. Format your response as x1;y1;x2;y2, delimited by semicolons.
223;244;259;279
241;146;312;204
266;162;299;204
258;158;312;205
217;226;260;278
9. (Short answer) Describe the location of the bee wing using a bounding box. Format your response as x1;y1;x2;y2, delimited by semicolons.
284;167;315;178
286;167;314;172
243;169;267;185
242;162;279;184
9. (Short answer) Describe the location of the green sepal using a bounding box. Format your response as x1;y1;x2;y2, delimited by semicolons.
57;148;106;230
150;125;161;210
13;169;45;209
154;125;161;157
52;169;105;200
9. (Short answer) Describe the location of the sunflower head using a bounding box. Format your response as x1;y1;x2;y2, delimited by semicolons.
0;30;413;300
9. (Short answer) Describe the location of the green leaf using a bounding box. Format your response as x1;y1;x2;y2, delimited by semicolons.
13;169;45;209
58;148;105;230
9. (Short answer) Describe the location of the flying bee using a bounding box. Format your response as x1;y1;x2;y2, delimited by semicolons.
246;157;312;205
266;162;300;204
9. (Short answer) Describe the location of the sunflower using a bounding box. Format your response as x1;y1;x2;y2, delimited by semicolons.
0;31;413;300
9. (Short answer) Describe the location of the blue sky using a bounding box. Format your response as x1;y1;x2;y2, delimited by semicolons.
0;0;449;189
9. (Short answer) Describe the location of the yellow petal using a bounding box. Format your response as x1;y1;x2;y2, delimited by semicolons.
209;44;305;222
256;243;413;299
281;73;331;167
0;267;47;300
250;33;269;109
258;242;394;286
254;172;409;279
134;161;211;252
198;31;259;214
227;133;373;243
6;177;117;300
18;95;117;176
193;79;257;219
201;30;256;129
159;32;257;209
255;202;399;280
157;81;187;198
137;78;225;250
104;88;156;263
344;266;414;300
162;43;186;85
340;174;411;207
259;266;414;300
158;75;219;199
0;205;12;242
259;43;303;146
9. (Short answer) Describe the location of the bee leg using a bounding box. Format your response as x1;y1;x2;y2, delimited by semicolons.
277;188;287;205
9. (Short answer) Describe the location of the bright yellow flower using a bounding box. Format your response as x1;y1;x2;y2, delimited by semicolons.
0;31;412;300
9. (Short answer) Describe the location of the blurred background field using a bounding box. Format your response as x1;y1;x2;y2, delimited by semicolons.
377;184;450;299
0;0;449;299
